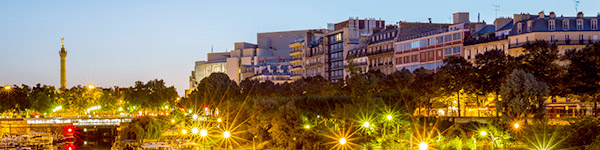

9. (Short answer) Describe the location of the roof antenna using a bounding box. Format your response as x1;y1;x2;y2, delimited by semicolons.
573;0;580;13
211;45;213;53
492;4;500;18
478;13;480;22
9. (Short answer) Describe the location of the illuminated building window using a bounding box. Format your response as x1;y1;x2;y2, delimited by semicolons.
548;20;555;30
577;19;584;30
563;19;570;30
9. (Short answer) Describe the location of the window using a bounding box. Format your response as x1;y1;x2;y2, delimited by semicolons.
592;19;598;30
436;36;444;44
452;33;462;40
411;41;419;48
517;23;523;33
526;37;529;42
397;45;403;51
420;39;428;47
551;35;556;41
437;51;442;57
429;51;434;59
444;48;452;55
452;47;461;54
429;38;436;45
404;43;411;50
579;35;584;40
444;35;452;42
549;20;556;30
516;38;519;45
563;19;569;30
594;35;599;41
420;53;425;60
577;19;584;30
527;21;532;32
565;35;570;40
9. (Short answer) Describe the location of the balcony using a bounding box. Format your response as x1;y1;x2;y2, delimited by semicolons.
509;39;595;49
463;35;508;46
290;49;303;56
367;48;394;56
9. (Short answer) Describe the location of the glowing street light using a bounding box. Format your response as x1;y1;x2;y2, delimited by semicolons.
386;115;393;120
223;131;231;138
362;121;370;128
171;119;175;124
304;125;311;129
200;129;208;137
480;131;487;136
118;107;123;111
514;123;520;129
53;106;63;112
87;84;95;90
182;129;188;135
339;138;347;145
192;114;198;120
217;118;222;122
192;128;199;134
419;142;429;150
3;85;11;90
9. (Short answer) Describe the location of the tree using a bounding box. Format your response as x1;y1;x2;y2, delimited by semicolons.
499;69;549;119
436;56;474;117
28;84;58;113
565;42;600;116
411;68;436;116
124;79;178;111
520;40;563;96
474;49;510;117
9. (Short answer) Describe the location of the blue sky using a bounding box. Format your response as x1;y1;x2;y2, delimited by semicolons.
1;0;598;95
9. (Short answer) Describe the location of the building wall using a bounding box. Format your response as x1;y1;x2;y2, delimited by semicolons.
395;29;468;72
463;40;509;64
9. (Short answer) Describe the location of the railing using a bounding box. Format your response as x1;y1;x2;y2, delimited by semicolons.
367;48;394;55
509;39;596;49
463;35;508;46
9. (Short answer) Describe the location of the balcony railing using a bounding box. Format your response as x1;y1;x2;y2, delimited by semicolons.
367;48;394;55
509;39;595;49
463;35;508;46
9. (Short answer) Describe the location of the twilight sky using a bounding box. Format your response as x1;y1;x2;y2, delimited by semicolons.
1;0;598;96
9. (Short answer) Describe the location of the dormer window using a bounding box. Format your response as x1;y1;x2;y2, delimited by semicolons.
527;21;532;32
549;20;556;30
592;19;598;30
563;19;570;30
517;23;523;33
577;19;584;30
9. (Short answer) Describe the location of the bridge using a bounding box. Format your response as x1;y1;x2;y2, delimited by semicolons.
0;117;132;135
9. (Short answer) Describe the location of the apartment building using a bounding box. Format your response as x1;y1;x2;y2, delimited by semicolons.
289;30;326;80
324;18;385;82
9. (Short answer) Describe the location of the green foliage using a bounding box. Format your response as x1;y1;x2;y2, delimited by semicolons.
124;79;178;111
499;69;549;119
562;118;600;148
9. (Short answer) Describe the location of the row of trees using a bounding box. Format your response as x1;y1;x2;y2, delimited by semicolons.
0;79;177;116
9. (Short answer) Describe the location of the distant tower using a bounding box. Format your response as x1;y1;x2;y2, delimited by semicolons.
59;38;67;91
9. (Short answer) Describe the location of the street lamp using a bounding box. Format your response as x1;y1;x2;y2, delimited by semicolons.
386;115;393;120
339;138;347;145
53;106;63;113
419;142;428;150
192;114;198;120
88;84;95;90
192;128;199;134
200;129;208;137
480;131;487;136
514;123;520;129
363;121;370;128
304;125;311;129
182;129;188;135
3;85;11;90
223;131;231;138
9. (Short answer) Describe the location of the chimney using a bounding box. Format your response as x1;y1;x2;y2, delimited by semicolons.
453;12;470;24
513;13;532;24
550;11;556;18
539;11;545;19
494;17;512;31
577;12;584;18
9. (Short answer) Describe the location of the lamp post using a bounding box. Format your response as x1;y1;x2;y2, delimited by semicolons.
200;129;208;149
